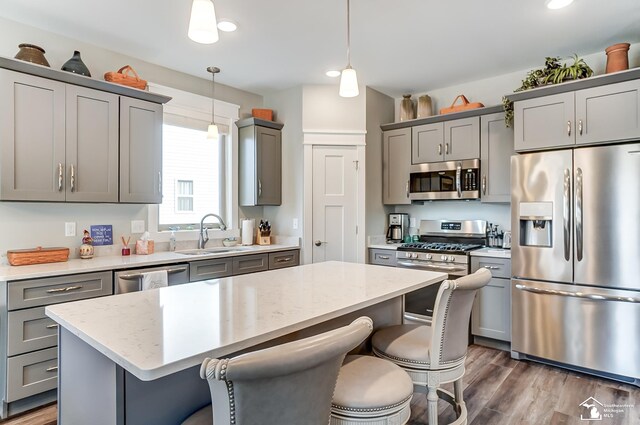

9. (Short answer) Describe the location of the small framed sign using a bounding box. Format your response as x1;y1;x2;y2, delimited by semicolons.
90;225;113;246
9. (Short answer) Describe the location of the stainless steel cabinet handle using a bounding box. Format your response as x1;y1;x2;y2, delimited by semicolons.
275;257;294;263
455;163;462;198
46;324;59;329
406;180;409;198
70;164;75;192
563;169;571;262
258;179;262;197
578;119;583;136
46;285;83;293
46;366;58;373
438;144;442;155
567;121;572;137
378;255;390;260
482;175;487;195
158;172;162;194
483;265;500;270
314;240;327;247
118;266;188;280
515;284;640;303
445;143;449;155
575;168;583;262
58;163;63;191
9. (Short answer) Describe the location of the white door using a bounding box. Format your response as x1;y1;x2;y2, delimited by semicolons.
312;145;359;263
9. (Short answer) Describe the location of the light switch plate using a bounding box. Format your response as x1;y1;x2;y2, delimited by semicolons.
65;222;76;237
131;220;145;233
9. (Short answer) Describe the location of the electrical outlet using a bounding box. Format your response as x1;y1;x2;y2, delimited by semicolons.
292;218;298;230
65;222;76;237
131;220;145;233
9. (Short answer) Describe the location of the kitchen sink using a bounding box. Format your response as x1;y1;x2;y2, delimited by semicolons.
175;247;249;256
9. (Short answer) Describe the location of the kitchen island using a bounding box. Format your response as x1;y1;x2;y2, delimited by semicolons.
46;261;446;425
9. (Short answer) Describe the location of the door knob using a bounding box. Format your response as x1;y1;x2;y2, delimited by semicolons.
314;240;327;247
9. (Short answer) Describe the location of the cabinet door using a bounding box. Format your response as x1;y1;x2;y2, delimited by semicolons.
120;98;163;203
382;128;411;205
256;126;282;205
471;277;511;342
232;254;268;275
444;117;480;161
576;79;640;145
66;86;119;202
412;123;443;163
0;69;66;201
480;113;514;203
514;92;575;151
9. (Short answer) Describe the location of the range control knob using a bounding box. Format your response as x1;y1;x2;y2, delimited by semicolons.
405;252;412;258
412;253;418;259
440;255;447;261
448;256;455;262
425;254;432;260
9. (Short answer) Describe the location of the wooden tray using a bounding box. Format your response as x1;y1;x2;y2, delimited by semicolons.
7;247;70;266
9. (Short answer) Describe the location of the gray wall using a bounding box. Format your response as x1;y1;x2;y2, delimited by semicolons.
0;17;263;259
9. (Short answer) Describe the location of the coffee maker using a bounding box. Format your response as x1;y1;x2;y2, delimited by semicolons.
386;213;409;243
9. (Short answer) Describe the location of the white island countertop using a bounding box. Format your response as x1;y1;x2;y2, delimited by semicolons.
46;261;445;381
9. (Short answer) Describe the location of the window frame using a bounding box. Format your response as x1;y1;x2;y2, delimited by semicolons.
174;179;195;214
147;83;240;243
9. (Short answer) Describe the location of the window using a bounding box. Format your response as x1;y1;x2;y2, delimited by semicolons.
175;180;194;212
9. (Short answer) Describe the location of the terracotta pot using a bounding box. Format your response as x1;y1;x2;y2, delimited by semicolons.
14;43;50;67
400;94;415;121
605;43;630;74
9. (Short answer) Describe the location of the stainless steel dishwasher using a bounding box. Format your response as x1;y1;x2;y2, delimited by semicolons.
114;264;189;294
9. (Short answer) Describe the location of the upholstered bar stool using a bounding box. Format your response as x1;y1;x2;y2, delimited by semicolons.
371;268;492;425
330;354;414;425
181;316;373;425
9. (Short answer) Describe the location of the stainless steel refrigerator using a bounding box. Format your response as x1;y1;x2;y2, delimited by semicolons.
511;142;640;385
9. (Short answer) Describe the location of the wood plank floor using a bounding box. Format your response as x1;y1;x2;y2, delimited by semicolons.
1;345;638;424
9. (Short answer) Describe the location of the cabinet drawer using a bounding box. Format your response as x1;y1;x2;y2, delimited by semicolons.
8;307;58;356
268;250;299;270
6;347;58;402
369;249;397;267
189;258;233;282
8;272;113;310
232;254;268;275
471;257;511;279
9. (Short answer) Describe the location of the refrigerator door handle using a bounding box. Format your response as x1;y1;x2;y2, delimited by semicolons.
575;168;583;261
515;283;640;303
563;169;571;261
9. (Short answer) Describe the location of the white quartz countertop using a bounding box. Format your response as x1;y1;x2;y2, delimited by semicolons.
46;261;446;381
0;244;299;281
470;247;511;259
368;243;402;250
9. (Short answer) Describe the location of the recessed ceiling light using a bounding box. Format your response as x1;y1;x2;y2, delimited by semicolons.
217;20;238;32
326;70;341;78
546;0;574;9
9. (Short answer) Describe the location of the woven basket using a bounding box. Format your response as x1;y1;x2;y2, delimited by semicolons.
439;95;484;115
104;65;147;90
7;247;70;266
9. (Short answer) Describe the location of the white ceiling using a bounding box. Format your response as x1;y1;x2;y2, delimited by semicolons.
1;0;639;97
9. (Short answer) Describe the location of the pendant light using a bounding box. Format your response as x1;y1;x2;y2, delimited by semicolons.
207;66;220;140
339;0;359;97
188;0;219;44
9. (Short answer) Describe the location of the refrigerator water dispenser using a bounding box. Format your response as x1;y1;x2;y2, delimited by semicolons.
519;202;553;247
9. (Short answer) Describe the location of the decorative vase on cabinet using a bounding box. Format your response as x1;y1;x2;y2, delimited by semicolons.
417;95;433;118
605;43;630;74
400;94;415;121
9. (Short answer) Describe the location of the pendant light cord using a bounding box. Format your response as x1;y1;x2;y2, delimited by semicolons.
207;66;220;125
346;0;351;68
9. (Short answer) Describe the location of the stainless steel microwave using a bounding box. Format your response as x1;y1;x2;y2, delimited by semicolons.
409;159;480;201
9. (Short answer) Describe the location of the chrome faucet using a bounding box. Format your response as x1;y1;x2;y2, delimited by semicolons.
198;213;227;249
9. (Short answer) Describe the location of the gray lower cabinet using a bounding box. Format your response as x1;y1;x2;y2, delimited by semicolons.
514;92;575;151
368;249;397;267
3;271;113;409
383;128;411;205
480;113;514;203
119;97;163;203
268;250;300;270
238;118;284;206
471;257;511;342
444;117;480;161
189;258;233;282
232;253;269;275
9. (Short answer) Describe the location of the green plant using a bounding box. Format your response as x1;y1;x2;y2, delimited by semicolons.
504;55;593;127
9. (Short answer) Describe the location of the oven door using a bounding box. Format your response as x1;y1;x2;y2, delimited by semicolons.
409;159;480;201
397;259;467;325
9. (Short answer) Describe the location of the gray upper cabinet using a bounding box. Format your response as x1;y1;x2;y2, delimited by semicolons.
383;128;411;205
65;86;119;202
0;69;66;201
238;118;283;206
575;79;640;145
412;123;443;164
444;117;480;161
480;113;514;203
119;97;163;203
514;92;575;151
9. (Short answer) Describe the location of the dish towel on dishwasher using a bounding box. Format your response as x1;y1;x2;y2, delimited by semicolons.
141;270;168;291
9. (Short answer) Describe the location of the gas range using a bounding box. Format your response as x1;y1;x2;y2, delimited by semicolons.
397;242;484;255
